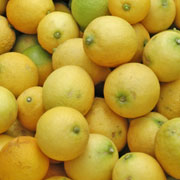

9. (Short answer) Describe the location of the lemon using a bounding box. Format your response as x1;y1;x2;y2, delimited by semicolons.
143;30;180;82
0;136;49;180
0;16;16;55
112;152;166;180
6;0;55;34
104;63;160;118
142;0;176;34
0;52;39;97
43;65;94;115
65;133;119;180
37;11;79;54
156;79;180;119
83;16;138;67
71;0;109;31
0;86;18;134
127;112;168;156
13;34;38;53
52;38;110;85
155;117;180;179
0;134;13;151
17;86;45;131
108;0;151;24
36;106;89;161
86;97;128;152
23;45;53;86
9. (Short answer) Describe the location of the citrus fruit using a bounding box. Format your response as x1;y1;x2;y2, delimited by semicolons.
108;0;151;24
156;79;180;119
45;176;72;180
37;11;79;54
83;16;138;67
54;2;71;13
23;44;53;86
43;65;94;115
52;38;111;85
5;119;34;137
175;0;180;29
127;112;168;156
104;63;160;118
0;15;16;55
17;86;45;131
0;134;13;151
0;52;39;97
0;136;49;180
86;97;128;152
45;163;67;179
155;117;180;179
36;106;89;161
0;86;18;134
112;152;166;180
13;34;38;53
130;23;150;62
0;0;8;15
71;0;109;31
142;0;176;34
143;30;180;82
6;0;55;34
64;133;119;180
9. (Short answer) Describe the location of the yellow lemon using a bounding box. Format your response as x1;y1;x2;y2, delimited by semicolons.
130;23;150;62
0;86;18;134
108;0;151;24
17;86;45;131
127;112;168;156
0;16;16;55
43;65;94;115
0;0;8;15
0;52;39;97
175;0;180;28
23;44;53;86
112;152;166;180
104;63;160;118
0;136;49;180
54;2;71;13
37;11;79;54
142;0;176;34
65;133;119;180
52;38;111;85
45;176;72;180
45;163;67;179
155;117;180;179
83;16;138;67
13;34;38;53
86;97;128;152
0;134;13;151
6;0;55;34
156;79;180;119
143;30;180;82
36;106;89;161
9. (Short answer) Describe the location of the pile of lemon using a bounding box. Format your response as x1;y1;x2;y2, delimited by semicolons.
0;0;180;180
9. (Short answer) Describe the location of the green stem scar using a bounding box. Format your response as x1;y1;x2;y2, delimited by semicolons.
73;126;80;134
122;3;131;11
176;38;180;45
54;31;61;39
108;146;114;154
26;97;32;103
85;36;94;45
124;153;133;160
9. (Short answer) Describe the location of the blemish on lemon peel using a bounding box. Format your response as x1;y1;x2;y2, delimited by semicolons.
122;3;131;11
152;118;164;127
108;145;114;154
85;35;94;46
73;126;80;134
116;92;129;106
54;31;61;39
162;0;168;7
124;153;133;160
26;97;32;103
176;38;180;45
